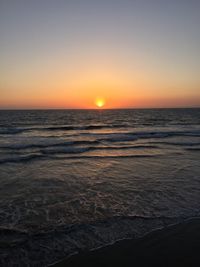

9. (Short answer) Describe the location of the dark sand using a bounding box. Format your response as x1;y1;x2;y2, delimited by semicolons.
53;218;200;267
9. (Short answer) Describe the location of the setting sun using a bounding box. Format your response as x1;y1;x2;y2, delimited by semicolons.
95;98;105;108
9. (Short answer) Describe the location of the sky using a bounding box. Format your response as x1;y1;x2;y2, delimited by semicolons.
0;0;200;109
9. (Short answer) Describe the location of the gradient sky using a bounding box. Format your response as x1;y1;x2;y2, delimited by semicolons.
0;0;200;108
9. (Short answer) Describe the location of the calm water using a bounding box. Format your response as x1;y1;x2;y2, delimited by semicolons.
0;109;200;266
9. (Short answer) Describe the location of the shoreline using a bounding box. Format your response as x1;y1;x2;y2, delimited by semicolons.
53;217;200;267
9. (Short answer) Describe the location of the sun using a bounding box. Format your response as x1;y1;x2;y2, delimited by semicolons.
95;98;105;108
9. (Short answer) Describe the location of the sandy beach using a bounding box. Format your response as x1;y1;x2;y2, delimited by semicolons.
54;218;200;267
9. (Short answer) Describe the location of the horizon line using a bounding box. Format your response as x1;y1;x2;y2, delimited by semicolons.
0;106;199;111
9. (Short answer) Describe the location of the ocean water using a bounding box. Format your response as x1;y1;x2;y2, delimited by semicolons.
0;108;200;266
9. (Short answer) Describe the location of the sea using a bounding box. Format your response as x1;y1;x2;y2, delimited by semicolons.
0;108;200;266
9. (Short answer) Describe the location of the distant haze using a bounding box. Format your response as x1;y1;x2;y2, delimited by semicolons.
0;0;200;109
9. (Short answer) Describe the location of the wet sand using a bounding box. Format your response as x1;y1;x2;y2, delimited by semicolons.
53;218;200;267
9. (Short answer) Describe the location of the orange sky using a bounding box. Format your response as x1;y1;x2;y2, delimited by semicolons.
0;1;200;109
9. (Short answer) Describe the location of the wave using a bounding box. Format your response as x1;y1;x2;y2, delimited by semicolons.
0;124;128;135
2;124;200;137
97;130;200;142
0;152;157;165
0;140;100;150
0;135;160;151
56;154;157;160
0;154;45;164
0;128;24;135
0;142;160;165
185;147;200;151
40;144;158;154
40;146;91;154
0;215;191;266
149;141;200;147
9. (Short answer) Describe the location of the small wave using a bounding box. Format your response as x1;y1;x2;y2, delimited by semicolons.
0;153;157;165
97;130;200;142
185;147;200;151
0;140;158;152
53;154;157;160
41;146;91;154
0;154;44;164
41;124;125;132
149;141;200;147
0;140;100;150
40;144;158;155
0;124;127;135
95;145;158;150
0;128;24;135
